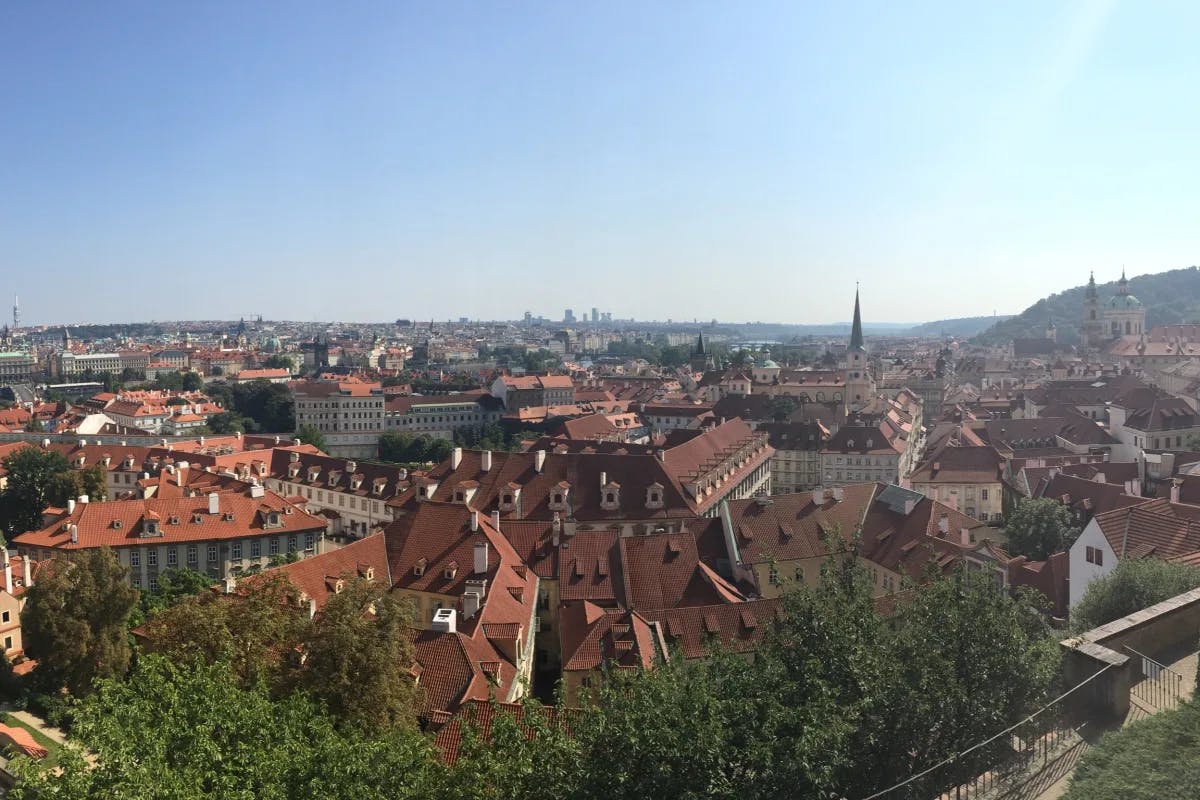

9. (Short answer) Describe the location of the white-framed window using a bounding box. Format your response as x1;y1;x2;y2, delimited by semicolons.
232;543;242;559
270;538;280;555
305;534;315;551
187;545;197;565
147;550;158;567
130;551;140;568
207;545;218;562
1085;546;1104;566
251;540;261;558
168;548;177;566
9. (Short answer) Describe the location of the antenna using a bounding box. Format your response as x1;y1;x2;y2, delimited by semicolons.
12;295;18;329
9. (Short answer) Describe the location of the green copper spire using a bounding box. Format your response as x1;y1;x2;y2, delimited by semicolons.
848;286;866;353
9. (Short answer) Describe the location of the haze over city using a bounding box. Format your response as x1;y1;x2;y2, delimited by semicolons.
4;1;1200;324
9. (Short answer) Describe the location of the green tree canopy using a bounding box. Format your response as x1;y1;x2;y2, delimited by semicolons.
1062;698;1200;800
1004;497;1081;560
299;578;418;733
6;655;437;800
21;548;139;696
1071;557;1200;632
295;424;327;452
0;447;73;537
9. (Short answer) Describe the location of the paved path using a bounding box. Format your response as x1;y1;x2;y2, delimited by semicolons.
5;710;66;746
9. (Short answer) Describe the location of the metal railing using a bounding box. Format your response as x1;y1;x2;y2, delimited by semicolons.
1125;645;1187;712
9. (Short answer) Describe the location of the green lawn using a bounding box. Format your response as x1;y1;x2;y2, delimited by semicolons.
1;712;62;767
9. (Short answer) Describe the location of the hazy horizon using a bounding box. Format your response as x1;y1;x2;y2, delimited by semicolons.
4;2;1198;325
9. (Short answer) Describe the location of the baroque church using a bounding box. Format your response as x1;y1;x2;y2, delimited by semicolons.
1080;270;1145;350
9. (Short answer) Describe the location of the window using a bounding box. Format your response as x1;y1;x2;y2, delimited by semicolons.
288;536;298;553
168;548;178;566
3;637;10;651
251;540;261;558
147;550;158;567
1;611;9;624
270;538;280;555
769;564;780;585
981;489;989;501
232;543;242;559
130;551;140;568
207;545;218;562
149;577;159;592
1085;546;1104;566
305;534;315;551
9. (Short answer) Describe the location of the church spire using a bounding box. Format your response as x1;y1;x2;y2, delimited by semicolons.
848;285;865;352
1086;270;1098;299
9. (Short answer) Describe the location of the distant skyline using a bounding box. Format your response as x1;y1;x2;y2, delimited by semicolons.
3;1;1199;325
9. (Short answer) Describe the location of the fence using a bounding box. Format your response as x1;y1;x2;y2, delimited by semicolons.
1125;645;1186;713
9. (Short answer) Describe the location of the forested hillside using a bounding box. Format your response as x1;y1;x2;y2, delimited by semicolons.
974;266;1200;346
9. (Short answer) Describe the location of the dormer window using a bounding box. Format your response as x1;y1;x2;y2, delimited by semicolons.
193;513;203;523
502;493;514;506
444;560;459;580
413;558;427;577
267;511;281;527
327;474;337;487
418;486;428;499
601;482;621;511
112;520;124;530
334;579;344;594
223;512;235;521
288;465;300;479
645;483;664;510
373;481;385;496
350;477;362;491
454;489;465;503
168;515;179;525
359;565;375;581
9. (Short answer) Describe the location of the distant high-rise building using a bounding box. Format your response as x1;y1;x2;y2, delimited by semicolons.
591;307;598;323
524;311;532;325
564;309;575;324
11;295;18;330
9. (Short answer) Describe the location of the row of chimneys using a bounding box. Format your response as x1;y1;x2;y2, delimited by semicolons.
449;447;553;474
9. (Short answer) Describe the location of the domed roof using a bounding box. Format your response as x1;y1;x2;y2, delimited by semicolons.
758;359;780;369
1107;294;1143;309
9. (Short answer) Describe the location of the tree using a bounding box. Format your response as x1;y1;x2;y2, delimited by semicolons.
295;424;327;452
1062;698;1200;800
6;655;437;800
139;567;216;615
0;447;72;538
1003;497;1080;560
23;417;43;433
300;578;418;732
181;371;204;391
47;464;108;505
768;395;798;421
206;411;246;434
261;354;292;370
21;548;139;696
1071;558;1200;632
141;571;306;689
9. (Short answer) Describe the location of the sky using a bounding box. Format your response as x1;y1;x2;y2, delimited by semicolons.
2;1;1199;326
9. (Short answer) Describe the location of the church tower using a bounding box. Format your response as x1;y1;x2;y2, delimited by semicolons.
843;288;875;415
1081;271;1103;351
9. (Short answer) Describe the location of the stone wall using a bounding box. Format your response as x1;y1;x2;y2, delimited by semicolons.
1060;586;1200;720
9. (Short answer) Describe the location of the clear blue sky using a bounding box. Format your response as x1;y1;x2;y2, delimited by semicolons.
2;1;1197;326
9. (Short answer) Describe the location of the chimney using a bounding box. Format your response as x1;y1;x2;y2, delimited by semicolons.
534;449;546;473
832;487;844;502
160;439;168;447
656;449;666;462
474;540;489;574
960;528;972;547
481;450;492;472
470;511;479;532
3;552;11;595
78;494;89;504
452;447;463;469
463;591;482;619
490;510;501;532
308;597;318;619
209;493;220;515
812;488;823;505
938;514;949;535
222;575;237;594
1171;480;1181;504
600;471;607;488
1095;472;1106;484
293;437;302;446
432;607;457;633
903;498;916;516
25;561;33;589
69;524;78;544
199;436;205;446
250;484;265;499
67;498;76;515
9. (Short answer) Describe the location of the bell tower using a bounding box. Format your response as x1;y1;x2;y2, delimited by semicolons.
1081;271;1102;350
843;287;875;415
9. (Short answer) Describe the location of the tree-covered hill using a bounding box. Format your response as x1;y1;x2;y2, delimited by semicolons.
903;315;1013;338
974;266;1200;346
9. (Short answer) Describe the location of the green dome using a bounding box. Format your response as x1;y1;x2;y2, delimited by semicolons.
758;359;780;369
1107;294;1143;309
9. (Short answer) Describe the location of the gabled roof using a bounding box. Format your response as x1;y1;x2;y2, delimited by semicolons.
558;602;663;672
643;598;783;659
269;533;391;612
1091;498;1200;562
